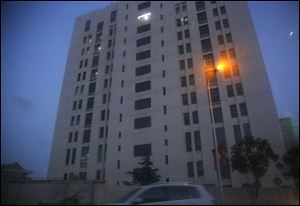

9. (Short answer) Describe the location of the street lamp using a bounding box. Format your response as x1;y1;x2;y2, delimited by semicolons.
205;63;225;204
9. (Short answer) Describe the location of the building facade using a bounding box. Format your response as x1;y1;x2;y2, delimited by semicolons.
279;118;297;151
48;1;288;187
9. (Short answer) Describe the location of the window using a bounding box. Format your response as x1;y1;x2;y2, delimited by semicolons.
77;73;81;82
187;58;193;68
199;25;209;37
91;55;99;67
184;29;190;38
227;85;234;97
80;85;84;94
167;186;200;200
181;76;187;87
136;50;151;60
71;148;76;164
194;131;201;151
65;149;70;165
135;64;151;76
232;65;240;76
106;52;111;61
197;161;204;176
135;98;151;110
82;72;86;80
185;132;192;152
201;38;212;53
101;110;105;121
74;131;78;142
68;132;73;143
243;123;252;136
216;127;228;149
195;1;205;11
223;19;229;28
213;8;219;16
175;4;180;14
220;50;227;60
210;88;220;104
90;69;98;81
121;80;124;88
192;111;199;124
239;103;248;116
79;60;83;68
88;82;96;95
163;87;166;96
186;43;191;53
136;36;151;47
97;21;103;32
98;145;103;162
135;80;151;92
79;172;87;180
110;10;117;22
76;115;80;125
220;6;226;14
176;18;182;27
96;33;102;43
161;40;164;47
85;20;91;32
118;145;121;152
183;113;190;125
104;79;108;88
197;12;207;24
165;155;168;165
134;116;151;129
137;24;151;33
75;86;79;95
215;21;221;30
84;59;88;67
99;127;104;138
94;43;101;55
178;45;184;55
136;186;168;203
189;75;195;85
218;35;224;45
183;16;188;25
230;105;238;118
187;162;194;177
164;125;168;131
86;97;94;111
191;92;197;104
229;48;236;58
213;107;223;123
83;129;91;143
165;139;168;146
138;1;151;10
134;144;151;156
177;31;183;40
119;113;122;122
233;125;242;144
83;37;87;44
236;83;244;95
162;70;166;78
80;146;89;168
162;54;165;62
96;170;101;180
73;101;77;111
182;94;188;105
85;113;93;127
226;33;232;43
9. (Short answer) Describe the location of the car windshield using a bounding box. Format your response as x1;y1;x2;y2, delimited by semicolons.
113;188;142;203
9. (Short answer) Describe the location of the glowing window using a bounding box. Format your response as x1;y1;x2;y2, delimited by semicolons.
137;12;151;22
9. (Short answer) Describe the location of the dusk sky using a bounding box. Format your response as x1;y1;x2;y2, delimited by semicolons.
1;1;299;178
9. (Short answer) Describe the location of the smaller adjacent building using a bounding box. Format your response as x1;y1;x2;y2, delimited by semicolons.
279;118;297;151
1;162;32;182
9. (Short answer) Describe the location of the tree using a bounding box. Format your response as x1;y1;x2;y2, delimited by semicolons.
276;145;299;189
124;155;161;186
230;135;278;198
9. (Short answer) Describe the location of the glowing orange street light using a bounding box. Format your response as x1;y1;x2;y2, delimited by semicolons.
216;62;227;72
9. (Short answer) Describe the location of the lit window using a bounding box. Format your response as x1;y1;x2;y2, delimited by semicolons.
137;12;151;22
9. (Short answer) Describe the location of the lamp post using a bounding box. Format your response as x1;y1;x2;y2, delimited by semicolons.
206;66;224;204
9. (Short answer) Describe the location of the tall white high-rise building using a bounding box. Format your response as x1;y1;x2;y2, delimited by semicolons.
48;1;289;187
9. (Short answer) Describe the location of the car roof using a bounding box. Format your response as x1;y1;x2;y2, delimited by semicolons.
146;182;204;187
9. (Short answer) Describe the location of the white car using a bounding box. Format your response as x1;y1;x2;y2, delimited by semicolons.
111;182;215;205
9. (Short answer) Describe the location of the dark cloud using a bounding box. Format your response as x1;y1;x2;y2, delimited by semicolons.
13;96;34;110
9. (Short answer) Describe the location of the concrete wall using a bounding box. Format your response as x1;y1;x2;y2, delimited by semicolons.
1;181;298;205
